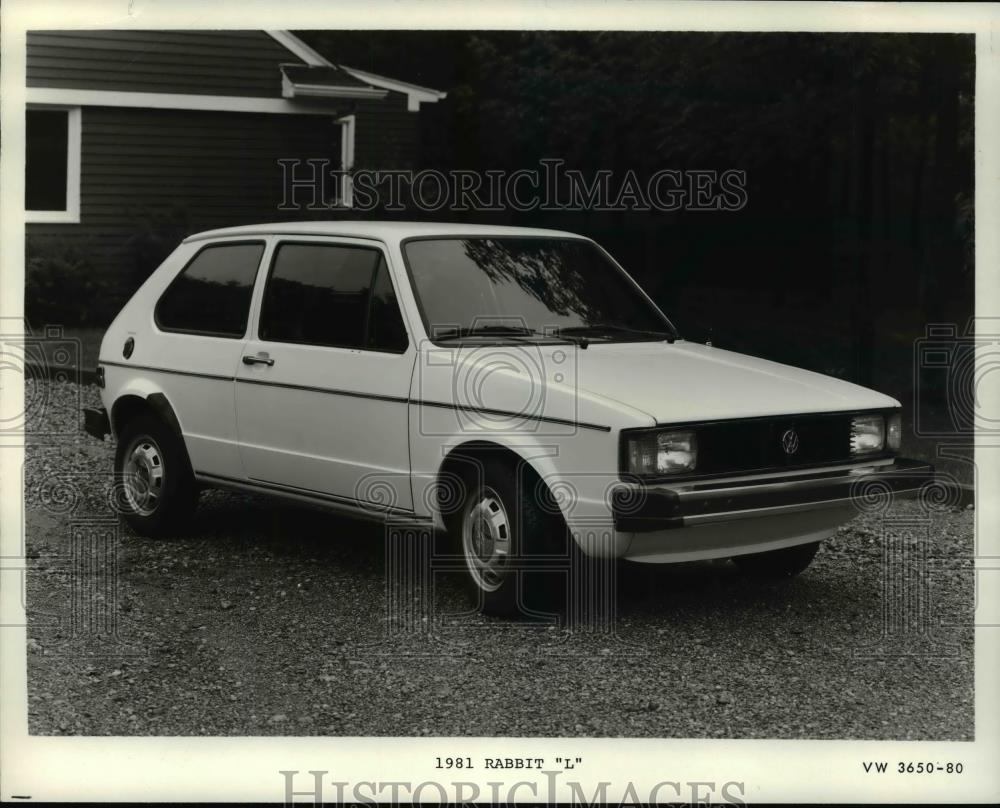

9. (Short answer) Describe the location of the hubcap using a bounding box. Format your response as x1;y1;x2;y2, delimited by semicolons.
461;486;511;593
123;436;165;516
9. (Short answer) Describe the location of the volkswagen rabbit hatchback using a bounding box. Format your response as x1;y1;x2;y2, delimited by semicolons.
85;221;933;615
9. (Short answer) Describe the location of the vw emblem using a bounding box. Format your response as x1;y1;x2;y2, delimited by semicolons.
781;428;800;456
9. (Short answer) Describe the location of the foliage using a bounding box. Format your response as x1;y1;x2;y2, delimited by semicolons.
122;204;191;292
299;30;974;392
25;237;118;329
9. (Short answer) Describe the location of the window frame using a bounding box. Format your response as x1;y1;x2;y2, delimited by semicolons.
257;238;409;354
25;104;82;224
154;239;267;340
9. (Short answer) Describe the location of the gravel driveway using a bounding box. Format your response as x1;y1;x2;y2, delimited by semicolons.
24;380;974;738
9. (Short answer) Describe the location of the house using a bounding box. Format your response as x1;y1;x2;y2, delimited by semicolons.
24;29;445;301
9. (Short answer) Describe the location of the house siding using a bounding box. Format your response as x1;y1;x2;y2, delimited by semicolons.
25;31;431;323
353;93;421;169
27;106;345;296
27;30;301;97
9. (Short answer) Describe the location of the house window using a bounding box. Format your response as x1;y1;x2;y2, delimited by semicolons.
25;106;81;223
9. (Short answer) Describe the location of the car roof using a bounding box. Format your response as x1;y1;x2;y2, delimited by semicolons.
183;220;587;243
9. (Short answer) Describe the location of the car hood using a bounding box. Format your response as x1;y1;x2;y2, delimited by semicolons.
571;340;899;425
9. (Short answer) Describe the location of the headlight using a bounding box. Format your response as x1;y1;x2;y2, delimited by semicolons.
626;429;697;475
886;412;902;451
851;414;885;455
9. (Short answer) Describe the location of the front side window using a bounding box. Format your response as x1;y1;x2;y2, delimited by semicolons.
403;237;677;343
259;242;407;352
155;242;264;337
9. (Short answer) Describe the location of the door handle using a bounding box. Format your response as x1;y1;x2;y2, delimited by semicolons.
242;354;275;367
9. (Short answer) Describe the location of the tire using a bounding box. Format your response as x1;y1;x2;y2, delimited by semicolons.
114;413;198;537
449;455;564;617
731;541;820;579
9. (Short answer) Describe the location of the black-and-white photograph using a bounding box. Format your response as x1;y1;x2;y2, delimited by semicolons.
2;1;998;804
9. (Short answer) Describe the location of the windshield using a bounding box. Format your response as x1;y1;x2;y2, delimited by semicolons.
402;237;677;343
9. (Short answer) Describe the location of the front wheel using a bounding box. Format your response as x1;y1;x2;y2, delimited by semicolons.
451;456;563;617
115;414;197;536
731;541;820;579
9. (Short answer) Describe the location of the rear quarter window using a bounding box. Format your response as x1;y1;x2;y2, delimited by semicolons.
155;241;265;338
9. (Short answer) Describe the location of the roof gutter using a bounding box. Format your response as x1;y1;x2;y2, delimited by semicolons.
280;74;388;100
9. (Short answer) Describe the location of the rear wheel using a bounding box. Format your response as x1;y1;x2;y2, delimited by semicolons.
731;541;820;579
115;414;197;536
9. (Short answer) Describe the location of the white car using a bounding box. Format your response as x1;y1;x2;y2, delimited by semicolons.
85;221;933;615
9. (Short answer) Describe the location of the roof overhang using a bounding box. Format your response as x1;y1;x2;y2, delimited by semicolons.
339;65;447;112
25;87;350;115
267;30;447;111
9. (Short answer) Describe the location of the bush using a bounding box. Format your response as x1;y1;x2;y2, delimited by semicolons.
122;206;190;291
25;237;120;329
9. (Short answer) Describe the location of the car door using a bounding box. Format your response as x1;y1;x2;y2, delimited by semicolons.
149;238;267;477
234;237;415;511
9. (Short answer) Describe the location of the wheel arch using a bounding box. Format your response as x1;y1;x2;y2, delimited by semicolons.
110;389;183;440
433;439;565;528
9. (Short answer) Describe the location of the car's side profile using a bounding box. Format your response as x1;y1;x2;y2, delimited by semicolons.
85;221;934;615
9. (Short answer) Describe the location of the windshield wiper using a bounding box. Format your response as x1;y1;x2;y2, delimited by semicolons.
434;324;565;343
559;323;677;343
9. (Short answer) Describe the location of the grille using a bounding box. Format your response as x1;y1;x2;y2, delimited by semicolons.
695;412;852;475
622;410;893;482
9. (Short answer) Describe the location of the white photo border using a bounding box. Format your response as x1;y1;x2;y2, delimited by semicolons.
1;1;998;803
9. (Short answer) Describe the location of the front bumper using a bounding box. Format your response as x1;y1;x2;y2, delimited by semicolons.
613;458;934;532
